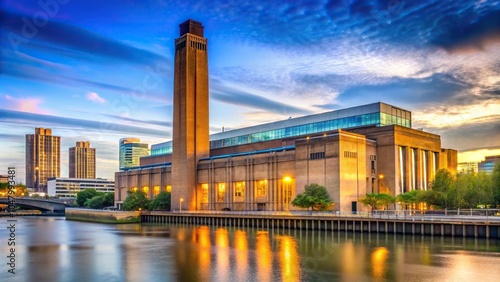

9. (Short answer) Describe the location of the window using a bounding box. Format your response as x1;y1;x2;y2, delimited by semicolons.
257;180;267;197
310;152;325;160
235;182;244;197
153;186;160;196
344;151;357;158
201;184;208;203
217;183;225;202
165;185;172;193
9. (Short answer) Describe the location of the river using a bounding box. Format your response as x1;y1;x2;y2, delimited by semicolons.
2;216;500;281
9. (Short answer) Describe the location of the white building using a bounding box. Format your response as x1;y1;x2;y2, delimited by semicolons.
47;177;114;198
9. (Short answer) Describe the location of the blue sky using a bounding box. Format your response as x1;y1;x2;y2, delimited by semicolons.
1;0;500;183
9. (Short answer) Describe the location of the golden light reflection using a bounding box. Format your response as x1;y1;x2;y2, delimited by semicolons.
216;228;229;281
341;241;357;275
256;231;272;281
235;230;249;278
371;247;389;280
197;226;211;279
278;235;300;282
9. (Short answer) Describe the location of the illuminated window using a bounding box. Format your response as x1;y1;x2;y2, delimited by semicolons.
217;183;225;202
201;184;208;203
131;187;138;192
235;182;244;197
154;186;160;196
142;186;149;193
165;185;172;193
257;180;267;197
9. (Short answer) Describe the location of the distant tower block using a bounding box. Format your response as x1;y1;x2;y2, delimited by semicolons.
172;20;210;211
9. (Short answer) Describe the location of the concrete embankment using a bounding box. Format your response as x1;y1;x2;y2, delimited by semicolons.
141;212;500;239
66;208;140;223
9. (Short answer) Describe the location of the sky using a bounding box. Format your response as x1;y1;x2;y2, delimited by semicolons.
1;0;500;184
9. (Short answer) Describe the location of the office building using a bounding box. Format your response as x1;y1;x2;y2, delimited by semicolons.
26;128;60;192
114;20;457;212
478;155;500;174
119;138;150;171
47;177;114;198
458;162;479;174
69;141;96;179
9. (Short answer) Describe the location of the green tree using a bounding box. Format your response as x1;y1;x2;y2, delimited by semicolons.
430;169;454;208
396;190;420;210
291;183;333;211
122;190;150;211
86;193;114;209
149;191;171;211
360;193;395;211
76;188;99;207
492;163;500;208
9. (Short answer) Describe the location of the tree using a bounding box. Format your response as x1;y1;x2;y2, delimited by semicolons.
360;193;395;211
76;188;99;207
122;190;150;211
149;191;171;211
86;193;114;209
291;183;333;211
430;169;454;208
396;190;420;210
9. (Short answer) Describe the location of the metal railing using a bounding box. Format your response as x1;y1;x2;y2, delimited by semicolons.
146;209;500;223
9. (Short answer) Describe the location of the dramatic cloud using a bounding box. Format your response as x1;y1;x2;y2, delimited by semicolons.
431;10;500;54
2;10;168;65
0;109;168;138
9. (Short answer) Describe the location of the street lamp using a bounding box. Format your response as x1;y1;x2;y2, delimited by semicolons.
378;174;384;194
180;198;184;213
284;176;291;212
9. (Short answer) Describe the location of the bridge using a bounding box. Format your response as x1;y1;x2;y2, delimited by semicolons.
0;198;72;214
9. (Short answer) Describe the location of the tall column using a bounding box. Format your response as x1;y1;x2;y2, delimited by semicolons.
172;20;210;211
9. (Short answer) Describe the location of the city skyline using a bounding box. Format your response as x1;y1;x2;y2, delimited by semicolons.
1;1;500;183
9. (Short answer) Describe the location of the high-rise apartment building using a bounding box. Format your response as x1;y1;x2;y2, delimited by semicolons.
26;128;60;192
69;141;96;179
119;138;150;171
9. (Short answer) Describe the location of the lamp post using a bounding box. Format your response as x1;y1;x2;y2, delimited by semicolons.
284;176;291;212
180;198;184;213
378;174;384;194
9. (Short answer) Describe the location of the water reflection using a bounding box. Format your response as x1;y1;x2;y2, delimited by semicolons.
4;217;500;281
277;235;300;281
256;231;273;281
371;247;389;280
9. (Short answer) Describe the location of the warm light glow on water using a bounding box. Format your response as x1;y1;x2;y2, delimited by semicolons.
277;235;301;282
256;231;273;281
234;230;249;279
196;226;211;279
4;217;500;281
371;247;389;280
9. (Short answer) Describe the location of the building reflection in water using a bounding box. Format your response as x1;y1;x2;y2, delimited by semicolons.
234;230;249;278
196;226;212;279
215;228;230;281
277;235;301;282
371;247;389;280
256;231;273;281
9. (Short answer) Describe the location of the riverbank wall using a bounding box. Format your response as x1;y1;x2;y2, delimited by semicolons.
141;212;500;239
66;208;140;223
